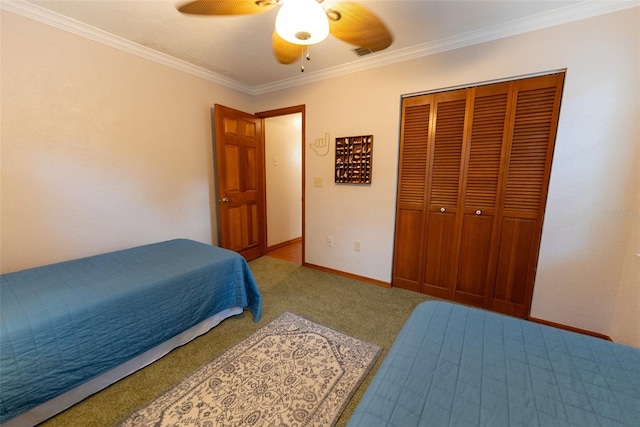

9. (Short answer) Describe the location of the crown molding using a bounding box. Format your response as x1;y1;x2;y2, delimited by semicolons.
251;0;640;94
0;0;255;94
3;0;639;96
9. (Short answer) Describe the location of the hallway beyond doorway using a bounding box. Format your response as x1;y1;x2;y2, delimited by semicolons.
266;239;302;265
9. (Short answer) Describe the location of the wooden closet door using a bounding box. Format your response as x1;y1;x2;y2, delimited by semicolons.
455;83;511;307
490;73;565;317
392;73;564;319
392;95;433;292
422;89;468;298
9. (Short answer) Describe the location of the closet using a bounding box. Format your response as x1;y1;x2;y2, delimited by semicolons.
392;73;565;318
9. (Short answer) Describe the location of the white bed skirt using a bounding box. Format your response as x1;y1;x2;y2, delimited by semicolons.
2;306;244;427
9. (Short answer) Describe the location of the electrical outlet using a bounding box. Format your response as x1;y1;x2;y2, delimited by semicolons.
327;236;334;247
354;241;360;252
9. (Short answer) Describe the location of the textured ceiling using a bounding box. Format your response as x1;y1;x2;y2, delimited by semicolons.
5;1;636;93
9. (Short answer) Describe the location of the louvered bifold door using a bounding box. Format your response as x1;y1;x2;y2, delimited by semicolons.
392;73;564;318
392;95;433;292
422;89;469;299
490;73;565;317
454;83;511;307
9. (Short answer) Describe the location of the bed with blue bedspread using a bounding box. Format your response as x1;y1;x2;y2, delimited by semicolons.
349;301;640;427
0;239;261;426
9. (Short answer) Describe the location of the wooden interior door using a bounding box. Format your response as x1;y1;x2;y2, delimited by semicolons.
422;89;468;299
454;82;511;307
393;72;564;319
489;74;565;317
213;104;265;261
392;95;433;292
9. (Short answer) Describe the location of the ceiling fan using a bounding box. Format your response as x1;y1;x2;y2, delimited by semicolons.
177;0;393;70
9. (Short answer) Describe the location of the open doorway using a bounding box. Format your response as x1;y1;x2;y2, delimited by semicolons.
258;106;305;265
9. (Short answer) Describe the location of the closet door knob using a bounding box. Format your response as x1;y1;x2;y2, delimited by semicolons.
475;210;482;215
220;197;229;203
440;207;446;213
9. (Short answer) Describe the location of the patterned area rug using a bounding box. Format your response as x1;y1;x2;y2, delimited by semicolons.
118;312;382;426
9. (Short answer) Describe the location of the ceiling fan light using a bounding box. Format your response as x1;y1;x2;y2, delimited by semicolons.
275;0;329;45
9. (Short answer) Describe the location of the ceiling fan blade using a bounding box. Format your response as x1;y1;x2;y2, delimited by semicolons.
326;2;393;51
272;31;303;64
178;0;276;15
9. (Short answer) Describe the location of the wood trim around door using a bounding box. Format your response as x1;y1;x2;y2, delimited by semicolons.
255;105;306;265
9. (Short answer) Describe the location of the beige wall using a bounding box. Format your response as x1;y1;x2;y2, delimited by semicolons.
265;114;302;247
2;7;638;346
609;201;640;347
1;10;253;272
254;8;640;346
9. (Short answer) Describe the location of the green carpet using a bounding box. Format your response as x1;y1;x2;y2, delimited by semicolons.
41;256;432;427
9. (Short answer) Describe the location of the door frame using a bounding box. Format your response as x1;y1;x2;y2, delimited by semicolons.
256;105;306;265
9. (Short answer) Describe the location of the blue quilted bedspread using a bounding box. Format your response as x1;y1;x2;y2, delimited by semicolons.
349;301;640;427
0;239;261;423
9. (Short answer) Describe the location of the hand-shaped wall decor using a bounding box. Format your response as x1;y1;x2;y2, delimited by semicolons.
310;132;330;156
